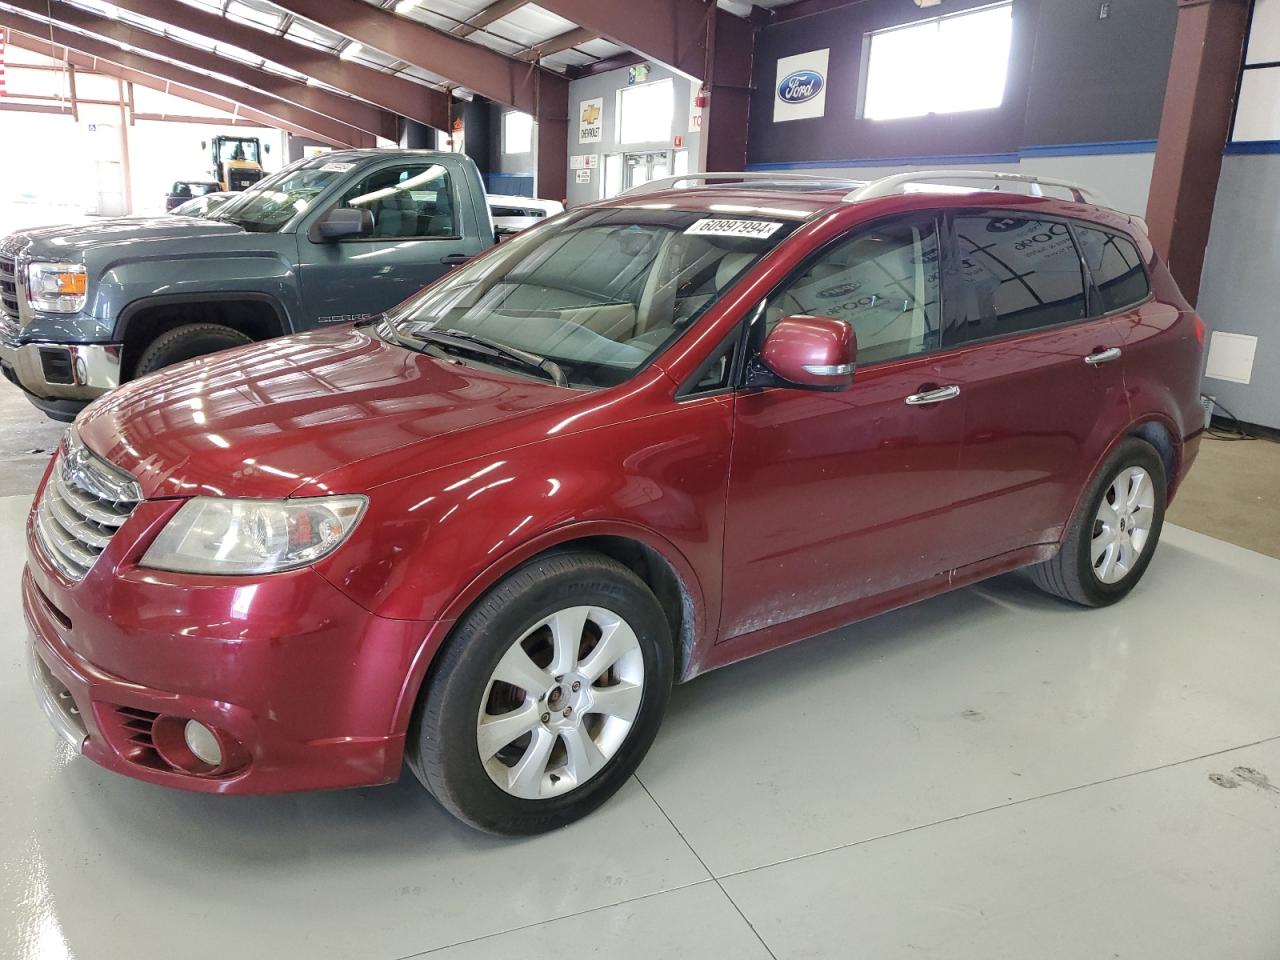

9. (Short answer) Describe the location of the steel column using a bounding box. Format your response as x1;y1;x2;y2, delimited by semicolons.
1145;0;1252;305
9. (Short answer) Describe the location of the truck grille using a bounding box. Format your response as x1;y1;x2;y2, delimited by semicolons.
34;435;142;582
0;254;18;321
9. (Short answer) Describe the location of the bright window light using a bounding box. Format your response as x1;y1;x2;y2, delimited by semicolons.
503;111;533;154
618;79;674;144
862;3;1013;122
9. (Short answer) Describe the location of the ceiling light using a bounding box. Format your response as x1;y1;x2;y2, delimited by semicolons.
395;0;418;13
340;41;362;61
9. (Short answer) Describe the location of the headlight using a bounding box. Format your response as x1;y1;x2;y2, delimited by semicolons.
25;261;88;314
141;496;367;575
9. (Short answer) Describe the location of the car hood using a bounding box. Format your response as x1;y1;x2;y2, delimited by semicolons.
75;326;579;500
4;216;246;262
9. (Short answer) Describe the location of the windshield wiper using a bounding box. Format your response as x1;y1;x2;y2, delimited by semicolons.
415;328;568;387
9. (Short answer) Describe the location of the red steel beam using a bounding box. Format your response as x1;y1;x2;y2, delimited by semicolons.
0;13;369;146
1145;0;1251;305
268;0;567;120
534;0;715;79
106;0;449;131
521;26;596;62
5;30;328;140
5;0;395;139
451;0;527;37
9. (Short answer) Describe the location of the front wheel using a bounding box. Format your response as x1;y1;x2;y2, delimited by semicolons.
1030;437;1167;606
134;323;252;377
407;551;673;834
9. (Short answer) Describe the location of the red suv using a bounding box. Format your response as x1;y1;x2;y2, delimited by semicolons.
25;171;1204;834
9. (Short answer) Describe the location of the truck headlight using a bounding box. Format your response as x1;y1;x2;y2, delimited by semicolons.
141;496;367;575
25;261;88;314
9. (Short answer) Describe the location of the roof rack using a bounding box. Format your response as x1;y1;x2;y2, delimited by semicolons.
622;172;866;196
843;170;1114;208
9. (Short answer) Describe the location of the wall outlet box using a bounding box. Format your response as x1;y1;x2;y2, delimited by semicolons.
1205;331;1258;384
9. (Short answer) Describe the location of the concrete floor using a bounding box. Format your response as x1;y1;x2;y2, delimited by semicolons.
2;394;1280;959
1169;434;1280;559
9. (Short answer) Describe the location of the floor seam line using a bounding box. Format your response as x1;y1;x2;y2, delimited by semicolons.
390;876;719;959
715;731;1280;881
634;773;781;960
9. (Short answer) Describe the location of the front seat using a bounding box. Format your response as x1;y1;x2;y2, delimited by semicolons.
370;191;419;237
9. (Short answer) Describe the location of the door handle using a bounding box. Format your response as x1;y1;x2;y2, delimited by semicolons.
905;384;961;406
440;253;471;267
1084;347;1122;366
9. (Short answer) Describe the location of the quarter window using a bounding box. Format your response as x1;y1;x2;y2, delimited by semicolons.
945;215;1087;344
765;218;942;364
1076;226;1150;314
336;163;456;240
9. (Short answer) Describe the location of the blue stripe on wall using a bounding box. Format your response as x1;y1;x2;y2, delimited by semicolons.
746;139;1158;172
1225;140;1280;155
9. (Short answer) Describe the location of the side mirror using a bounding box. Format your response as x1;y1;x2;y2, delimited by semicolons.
494;225;521;241
758;315;856;391
315;206;373;241
263;144;271;154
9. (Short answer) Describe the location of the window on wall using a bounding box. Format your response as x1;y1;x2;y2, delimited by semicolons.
617;79;675;144
862;2;1014;122
503;111;533;154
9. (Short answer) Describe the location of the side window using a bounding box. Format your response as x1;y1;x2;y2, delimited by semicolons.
1076;226;1150;314
337;163;456;240
765;218;941;364
946;215;1087;345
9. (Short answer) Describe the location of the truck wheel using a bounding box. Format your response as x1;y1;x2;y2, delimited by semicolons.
406;551;674;835
134;323;252;377
1029;437;1167;607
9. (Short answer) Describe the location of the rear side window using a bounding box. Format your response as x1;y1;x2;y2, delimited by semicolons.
1076;226;1150;313
946;215;1087;345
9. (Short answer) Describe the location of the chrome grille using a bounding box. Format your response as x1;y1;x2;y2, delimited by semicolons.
0;254;18;321
34;434;141;581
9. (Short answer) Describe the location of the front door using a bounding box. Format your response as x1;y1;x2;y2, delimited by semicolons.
719;215;969;642
938;212;1131;567
296;159;476;327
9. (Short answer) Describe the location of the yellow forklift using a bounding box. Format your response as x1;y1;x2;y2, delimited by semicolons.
206;135;267;192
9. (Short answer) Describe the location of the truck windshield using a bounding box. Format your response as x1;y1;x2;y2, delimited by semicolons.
383;206;801;388
213;157;351;233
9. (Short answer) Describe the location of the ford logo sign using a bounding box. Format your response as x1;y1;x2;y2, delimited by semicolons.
777;70;824;104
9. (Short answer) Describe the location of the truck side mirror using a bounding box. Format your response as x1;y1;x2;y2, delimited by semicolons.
315;207;373;241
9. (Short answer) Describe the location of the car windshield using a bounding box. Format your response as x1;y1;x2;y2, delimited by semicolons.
383;206;801;388
213;157;353;233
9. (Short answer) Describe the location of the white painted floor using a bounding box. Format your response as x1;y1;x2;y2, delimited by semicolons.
3;489;1279;960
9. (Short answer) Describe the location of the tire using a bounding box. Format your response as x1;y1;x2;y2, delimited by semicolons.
134;323;252;377
1030;437;1167;607
406;551;674;835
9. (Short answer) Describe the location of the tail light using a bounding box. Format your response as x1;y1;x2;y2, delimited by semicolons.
1192;313;1206;348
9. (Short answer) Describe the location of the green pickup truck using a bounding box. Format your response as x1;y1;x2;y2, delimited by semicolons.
1;149;496;420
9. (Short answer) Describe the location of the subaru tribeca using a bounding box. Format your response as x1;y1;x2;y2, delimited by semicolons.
25;171;1205;834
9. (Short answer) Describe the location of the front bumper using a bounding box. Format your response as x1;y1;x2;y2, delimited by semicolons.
1;314;121;403
23;501;439;793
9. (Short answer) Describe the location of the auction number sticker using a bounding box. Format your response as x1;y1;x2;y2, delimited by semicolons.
685;218;784;239
320;161;355;173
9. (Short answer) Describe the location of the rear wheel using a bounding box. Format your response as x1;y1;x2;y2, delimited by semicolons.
1030;437;1167;606
407;551;673;834
134;323;252;377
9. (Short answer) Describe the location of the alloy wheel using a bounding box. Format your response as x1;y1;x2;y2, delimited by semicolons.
476;605;645;799
1090;465;1156;584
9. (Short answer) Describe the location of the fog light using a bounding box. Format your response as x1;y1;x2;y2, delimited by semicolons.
184;720;223;767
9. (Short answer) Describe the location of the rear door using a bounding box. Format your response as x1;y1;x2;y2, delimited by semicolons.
938;211;1132;568
296;158;485;326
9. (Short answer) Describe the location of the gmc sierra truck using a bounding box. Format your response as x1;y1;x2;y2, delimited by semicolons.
1;149;495;421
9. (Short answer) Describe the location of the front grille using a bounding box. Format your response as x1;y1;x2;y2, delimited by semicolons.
0;255;18;321
34;435;142;581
